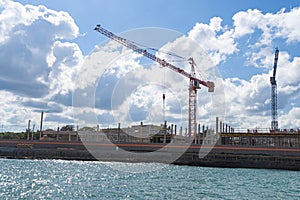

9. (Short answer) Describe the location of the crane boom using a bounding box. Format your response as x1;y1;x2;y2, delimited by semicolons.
271;48;279;85
94;24;214;143
94;25;214;92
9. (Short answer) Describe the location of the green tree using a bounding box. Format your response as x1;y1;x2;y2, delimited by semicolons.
60;125;75;131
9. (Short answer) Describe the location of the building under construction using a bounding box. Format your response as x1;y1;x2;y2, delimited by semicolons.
0;26;299;171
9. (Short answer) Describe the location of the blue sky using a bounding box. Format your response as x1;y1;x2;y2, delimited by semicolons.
1;0;300;132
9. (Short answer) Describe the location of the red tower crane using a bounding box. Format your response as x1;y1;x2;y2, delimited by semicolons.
94;25;214;142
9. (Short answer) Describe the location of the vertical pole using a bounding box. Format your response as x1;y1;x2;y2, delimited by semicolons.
39;111;43;140
163;121;167;143
220;121;222;133
140;122;143;143
163;93;166;125
118;123;120;142
31;124;35;140
57;127;59;140
174;125;177;135
96;124;99;142
27;120;31;140
216;117;219;134
197;123;201;145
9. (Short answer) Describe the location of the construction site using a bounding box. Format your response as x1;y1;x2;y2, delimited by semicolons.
0;25;299;171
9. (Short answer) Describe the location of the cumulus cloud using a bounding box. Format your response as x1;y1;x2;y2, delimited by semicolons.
1;1;299;132
232;7;300;70
0;1;83;131
0;1;81;99
233;7;300;44
184;7;300;129
188;17;238;65
74;27;224;130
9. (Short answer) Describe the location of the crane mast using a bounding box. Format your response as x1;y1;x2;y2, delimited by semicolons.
270;48;279;130
94;24;214;142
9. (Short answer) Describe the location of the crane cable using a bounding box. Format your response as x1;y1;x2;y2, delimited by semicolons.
125;38;188;61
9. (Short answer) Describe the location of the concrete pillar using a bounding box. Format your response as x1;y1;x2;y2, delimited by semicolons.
140;122;143;143
56;127;59;140
216;117;219;134
118;123;120;142
174;125;177;135
27;120;31;140
163;121;167;143
39;111;43;140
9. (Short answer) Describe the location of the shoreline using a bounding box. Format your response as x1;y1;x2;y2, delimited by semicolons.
0;139;300;171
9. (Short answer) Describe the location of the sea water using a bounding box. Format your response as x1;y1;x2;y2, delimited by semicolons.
0;159;299;199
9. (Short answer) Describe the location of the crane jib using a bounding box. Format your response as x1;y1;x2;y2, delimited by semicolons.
94;24;214;92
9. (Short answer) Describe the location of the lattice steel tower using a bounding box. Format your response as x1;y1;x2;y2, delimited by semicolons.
270;48;279;130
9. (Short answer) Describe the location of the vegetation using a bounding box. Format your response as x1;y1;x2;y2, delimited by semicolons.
0;132;27;140
60;125;75;131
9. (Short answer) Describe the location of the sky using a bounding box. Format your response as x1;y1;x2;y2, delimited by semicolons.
1;0;300;132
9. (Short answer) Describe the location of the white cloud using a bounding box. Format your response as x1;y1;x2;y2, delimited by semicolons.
280;107;300;129
0;1;82;98
1;1;299;132
74;29;225;130
233;7;300;47
0;1;83;131
188;17;238;65
47;41;82;97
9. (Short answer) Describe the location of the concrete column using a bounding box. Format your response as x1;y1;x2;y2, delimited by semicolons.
163;121;167;143
174;125;177;135
140;122;143;143
27;120;31;140
118;123;120;142
39;112;43;140
56;127;59;140
216;117;219;134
